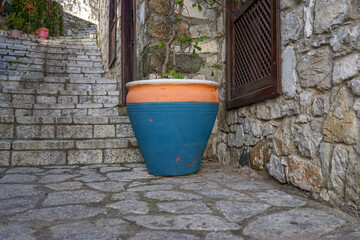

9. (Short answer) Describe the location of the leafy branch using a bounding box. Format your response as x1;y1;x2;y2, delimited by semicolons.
148;0;243;79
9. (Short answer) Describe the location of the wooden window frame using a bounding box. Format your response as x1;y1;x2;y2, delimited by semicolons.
225;0;281;109
121;0;136;107
109;0;117;68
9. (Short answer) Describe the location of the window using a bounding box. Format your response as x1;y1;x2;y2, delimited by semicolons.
109;0;117;68
226;0;281;109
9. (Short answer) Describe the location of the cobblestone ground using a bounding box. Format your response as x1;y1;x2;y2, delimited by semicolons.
0;161;359;240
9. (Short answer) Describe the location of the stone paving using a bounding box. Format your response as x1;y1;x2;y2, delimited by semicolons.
0;161;359;240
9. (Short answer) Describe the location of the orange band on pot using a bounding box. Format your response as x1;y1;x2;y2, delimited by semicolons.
126;84;219;103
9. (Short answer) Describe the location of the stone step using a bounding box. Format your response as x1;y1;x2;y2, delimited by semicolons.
1;81;117;93
1;38;98;49
0;116;133;140
1;76;116;84
1;51;102;60
1;87;120;96
0;102;120;117
0;138;142;166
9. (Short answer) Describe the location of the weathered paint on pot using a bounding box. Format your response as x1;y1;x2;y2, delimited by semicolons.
126;79;219;176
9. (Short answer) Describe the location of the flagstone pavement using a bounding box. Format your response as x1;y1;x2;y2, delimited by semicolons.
0;161;359;240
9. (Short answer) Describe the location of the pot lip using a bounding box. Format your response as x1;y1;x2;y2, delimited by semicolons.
126;79;220;88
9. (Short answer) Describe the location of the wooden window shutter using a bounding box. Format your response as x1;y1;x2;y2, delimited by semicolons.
226;0;281;109
108;0;117;68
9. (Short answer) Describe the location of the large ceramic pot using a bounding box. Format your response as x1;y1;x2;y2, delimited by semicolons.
38;28;49;39
126;79;220;176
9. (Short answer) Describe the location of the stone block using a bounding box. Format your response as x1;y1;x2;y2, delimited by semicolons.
287;156;323;192
319;143;333;187
332;53;360;85
34;104;75;109
314;0;351;34
13;140;74;150
12;151;66;166
110;117;130;124
37;96;57;104
94;125;115;138
217;142;230;165
0;137;11;150
104;149;143;163
0;151;10;166
16;117;55;124
38;83;65;91
12;94;35;103
323;87;359;144
273;118;295;156
77;103;102;109
92;84;117;92
96;79;117;84
0;116;15;123
250;142;271;170
33;110;61;117
67;84;92;91
76;139;128;149
0;109;14;118
0;124;14;138
349;78;360;96
68;150;103;164
14;109;31;116
297;48;332;90
93;96;119;104
79;96;93;104
294;124;323;159
345;147;360;205
57;125;93;139
0;93;11;102
148;0;170;15
61;109;87;117
282;6;304;44
107;91;120;96
266;155;287;183
16;126;55;139
330;145;349;196
116;124;135;137
88;108;119;117
182;0;209;20
282;46;297;98
73;117;108;124
81;68;104;74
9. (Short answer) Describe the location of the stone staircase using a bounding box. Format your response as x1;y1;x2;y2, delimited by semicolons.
71;24;98;37
0;31;142;167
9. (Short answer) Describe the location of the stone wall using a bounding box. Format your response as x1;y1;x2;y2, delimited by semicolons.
57;0;99;36
98;0;122;97
137;0;223;82
212;0;360;213
58;0;99;24
62;12;95;36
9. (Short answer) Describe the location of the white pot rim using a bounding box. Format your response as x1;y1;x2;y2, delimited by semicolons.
126;79;220;88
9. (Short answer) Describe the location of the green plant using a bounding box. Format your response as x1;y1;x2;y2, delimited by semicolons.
148;0;243;79
8;0;63;36
8;0;27;30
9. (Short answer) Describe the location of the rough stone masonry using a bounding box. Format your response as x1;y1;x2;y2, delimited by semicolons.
213;0;360;214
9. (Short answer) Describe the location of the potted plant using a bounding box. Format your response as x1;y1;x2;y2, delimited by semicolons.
126;0;242;176
8;0;27;38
